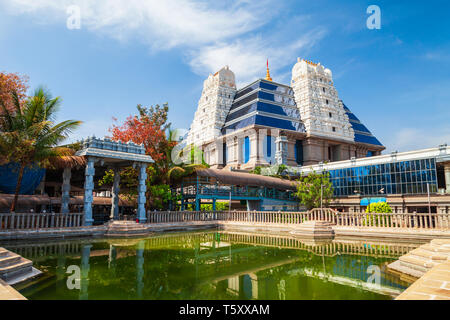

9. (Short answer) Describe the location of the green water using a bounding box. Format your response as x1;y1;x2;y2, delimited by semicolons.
5;231;414;300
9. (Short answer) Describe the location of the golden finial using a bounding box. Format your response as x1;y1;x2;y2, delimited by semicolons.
265;59;272;81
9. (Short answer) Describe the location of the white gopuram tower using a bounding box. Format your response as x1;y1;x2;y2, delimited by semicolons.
186;66;237;146
291;58;354;141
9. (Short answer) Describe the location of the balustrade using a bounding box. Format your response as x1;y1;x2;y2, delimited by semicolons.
146;209;450;230
0;213;84;230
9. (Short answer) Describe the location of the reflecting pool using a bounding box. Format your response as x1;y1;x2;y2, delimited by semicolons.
3;231;419;300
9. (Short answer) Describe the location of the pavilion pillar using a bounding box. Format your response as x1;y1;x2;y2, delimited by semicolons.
110;167;121;220
83;157;96;226
137;163;148;223
212;198;216;211
195;198;201;211
61;167;71;214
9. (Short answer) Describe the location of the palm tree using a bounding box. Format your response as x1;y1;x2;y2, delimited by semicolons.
0;87;81;212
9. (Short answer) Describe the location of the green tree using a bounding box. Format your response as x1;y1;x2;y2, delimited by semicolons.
250;166;262;175
365;202;392;213
166;134;209;182
0;88;81;212
294;171;334;210
199;202;229;211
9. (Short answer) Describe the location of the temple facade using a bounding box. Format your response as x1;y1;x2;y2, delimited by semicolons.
186;58;385;170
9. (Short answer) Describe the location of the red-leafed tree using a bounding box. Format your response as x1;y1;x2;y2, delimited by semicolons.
0;72;29;115
109;103;175;185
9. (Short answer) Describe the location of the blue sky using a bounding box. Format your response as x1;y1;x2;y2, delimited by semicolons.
0;0;449;153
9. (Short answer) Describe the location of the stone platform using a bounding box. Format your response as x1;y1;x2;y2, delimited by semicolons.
290;221;335;239
388;239;450;279
387;239;450;300
0;247;41;285
0;279;25;300
396;258;450;300
106;220;150;238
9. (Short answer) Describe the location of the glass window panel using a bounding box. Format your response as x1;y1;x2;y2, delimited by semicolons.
430;158;436;170
415;160;421;171
420;159;426;170
405;161;411;171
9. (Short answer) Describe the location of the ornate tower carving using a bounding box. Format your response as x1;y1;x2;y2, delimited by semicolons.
291;58;354;141
186;66;237;146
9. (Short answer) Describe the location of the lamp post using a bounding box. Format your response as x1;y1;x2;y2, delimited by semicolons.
320;184;325;216
229;190;232;214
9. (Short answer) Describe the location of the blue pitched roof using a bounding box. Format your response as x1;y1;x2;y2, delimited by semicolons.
343;102;383;147
222;79;305;134
220;79;383;148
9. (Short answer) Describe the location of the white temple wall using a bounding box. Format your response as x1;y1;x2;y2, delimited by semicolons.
186;66;237;146
291;58;354;142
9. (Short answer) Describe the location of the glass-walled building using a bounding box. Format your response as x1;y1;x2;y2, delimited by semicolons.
295;145;450;213
329;158;438;197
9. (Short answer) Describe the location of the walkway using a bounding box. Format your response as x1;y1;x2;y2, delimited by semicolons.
394;239;450;300
0;279;25;300
396;259;450;300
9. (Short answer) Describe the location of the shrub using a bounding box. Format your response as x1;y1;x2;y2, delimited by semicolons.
365;201;392;213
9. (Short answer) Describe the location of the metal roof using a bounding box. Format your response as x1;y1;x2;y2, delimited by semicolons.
195;168;297;190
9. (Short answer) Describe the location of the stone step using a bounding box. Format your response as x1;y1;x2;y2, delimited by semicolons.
399;254;438;270
408;248;448;261
430;239;450;248
399;259;429;274
0;254;22;267
387;260;424;279
0;248;9;257
109;226;147;230
0;258;33;282
427;242;450;253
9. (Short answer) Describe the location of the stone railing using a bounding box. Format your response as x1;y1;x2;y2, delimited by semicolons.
0;213;84;230
147;209;450;230
147;211;219;223
147;208;337;224
335;212;450;229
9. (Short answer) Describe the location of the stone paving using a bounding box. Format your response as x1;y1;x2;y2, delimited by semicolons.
0;279;26;300
396;258;450;300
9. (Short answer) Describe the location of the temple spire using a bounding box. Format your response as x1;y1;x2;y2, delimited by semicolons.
265;59;272;81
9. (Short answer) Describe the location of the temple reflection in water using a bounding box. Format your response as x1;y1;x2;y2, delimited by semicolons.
3;231;421;300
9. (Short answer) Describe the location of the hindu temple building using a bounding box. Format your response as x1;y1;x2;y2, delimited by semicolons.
184;58;450;213
186;58;384;170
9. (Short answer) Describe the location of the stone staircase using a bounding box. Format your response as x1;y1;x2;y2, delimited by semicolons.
388;239;450;279
106;220;150;237
290;221;335;239
0;247;41;285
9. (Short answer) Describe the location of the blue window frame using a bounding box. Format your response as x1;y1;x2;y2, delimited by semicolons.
295;140;303;165
264;135;272;163
222;142;227;165
243;136;250;164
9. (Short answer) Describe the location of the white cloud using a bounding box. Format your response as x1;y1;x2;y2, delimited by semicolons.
2;0;273;48
189;28;327;86
1;0;326;83
384;127;450;153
